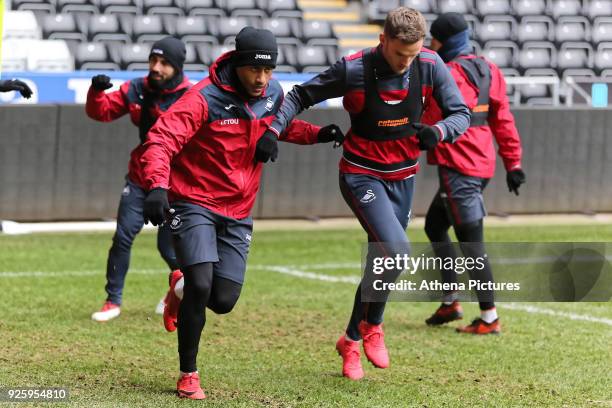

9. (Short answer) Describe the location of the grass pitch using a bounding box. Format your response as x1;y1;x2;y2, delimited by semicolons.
0;224;611;407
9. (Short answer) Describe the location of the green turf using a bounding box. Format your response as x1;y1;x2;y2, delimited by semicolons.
0;225;610;407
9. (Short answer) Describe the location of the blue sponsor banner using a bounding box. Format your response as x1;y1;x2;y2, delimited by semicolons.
0;71;343;107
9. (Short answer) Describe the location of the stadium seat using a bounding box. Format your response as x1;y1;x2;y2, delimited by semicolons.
15;3;55;20
120;43;151;70
99;0;140;15
302;20;334;42
210;44;233;62
482;45;514;68
470;40;483;55
512;0;546;16
549;0;583;20
87;14;122;41
555;17;590;44
586;0;612;20
42;13;86;52
437;0;471;14
184;0;217;14
184;43;207;71
298;46;330;73
130;15;167;42
10;0;48;9
264;0;298;13
225;0;257;12
57;0;98;15
369;0;400;21
75;42;121;70
592;17;612;44
519;41;556;69
3;10;41;40
474;0;511;15
28;39;75;71
557;42;593;70
1;38;31;71
175;16;219;46
483;41;519;68
500;67;520;98
218;17;250;41
403;0;433;13
479;16;516;43
516;16;554;43
465;15;480;40
230;9;267;29
522;68;558;99
595;43;612;72
262;17;295;38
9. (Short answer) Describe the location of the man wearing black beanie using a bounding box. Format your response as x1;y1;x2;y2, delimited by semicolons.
86;36;191;324
139;26;344;399
422;13;525;334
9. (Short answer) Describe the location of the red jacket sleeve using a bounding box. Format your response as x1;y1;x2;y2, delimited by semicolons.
85;81;130;122
140;88;208;190
488;63;523;171
277;119;321;145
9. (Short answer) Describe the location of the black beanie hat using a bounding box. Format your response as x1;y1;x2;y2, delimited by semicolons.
234;26;278;68
430;12;469;43
149;36;186;72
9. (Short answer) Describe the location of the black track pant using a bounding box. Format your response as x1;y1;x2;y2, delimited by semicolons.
424;194;495;311
177;262;242;373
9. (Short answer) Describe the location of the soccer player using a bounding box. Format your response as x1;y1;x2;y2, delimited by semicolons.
422;13;525;334
85;37;191;322
0;79;33;98
140;27;344;399
257;7;470;380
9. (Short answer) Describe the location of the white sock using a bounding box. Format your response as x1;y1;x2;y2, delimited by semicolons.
442;292;458;305
481;308;498;324
180;370;198;377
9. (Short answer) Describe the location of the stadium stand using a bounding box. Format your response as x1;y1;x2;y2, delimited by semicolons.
2;0;611;105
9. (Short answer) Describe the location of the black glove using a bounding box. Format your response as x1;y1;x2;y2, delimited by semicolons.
0;79;33;98
91;74;113;91
144;188;170;226
506;169;526;196
413;123;441;151
255;130;279;163
317;124;345;147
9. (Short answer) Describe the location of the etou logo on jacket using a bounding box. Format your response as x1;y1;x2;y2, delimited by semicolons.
220;118;239;125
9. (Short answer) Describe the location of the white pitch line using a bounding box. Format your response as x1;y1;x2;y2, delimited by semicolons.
500;303;612;326
249;265;361;284
252;265;612;327
2;263;611;327
0;268;167;278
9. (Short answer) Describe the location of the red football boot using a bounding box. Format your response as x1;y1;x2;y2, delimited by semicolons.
358;321;389;369
425;301;464;326
176;372;206;400
335;336;364;380
456;318;501;335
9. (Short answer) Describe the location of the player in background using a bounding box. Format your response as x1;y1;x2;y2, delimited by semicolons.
85;37;191;322
422;13;525;334
256;7;470;380
0;79;33;99
140;27;344;399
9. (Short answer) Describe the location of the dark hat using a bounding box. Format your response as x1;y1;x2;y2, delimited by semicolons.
149;36;186;72
234;26;278;67
430;12;469;43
